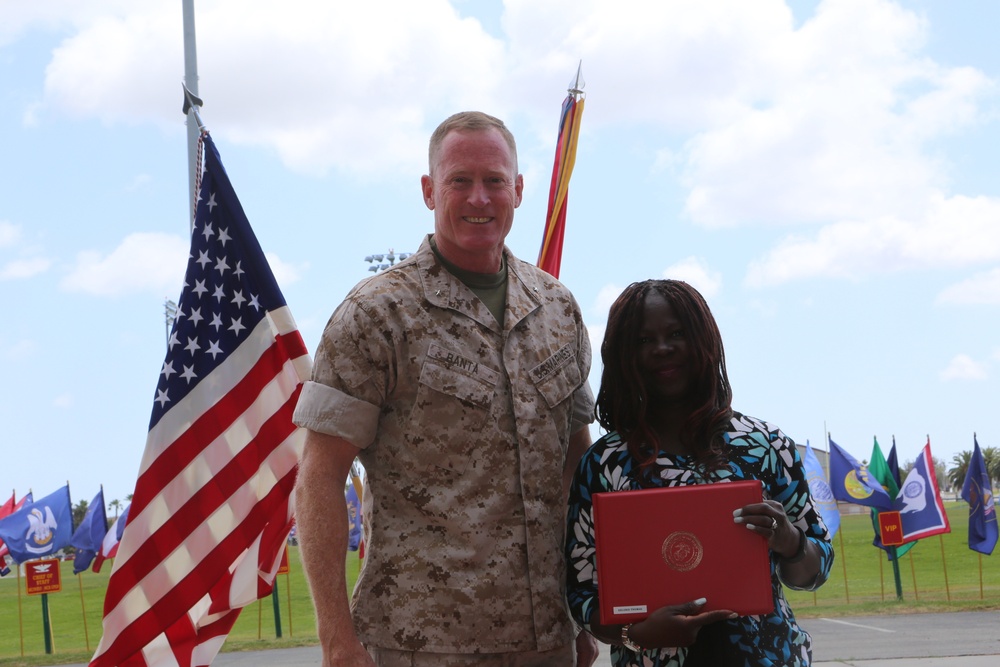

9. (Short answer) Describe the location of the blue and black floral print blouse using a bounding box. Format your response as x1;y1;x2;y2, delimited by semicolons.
566;412;834;667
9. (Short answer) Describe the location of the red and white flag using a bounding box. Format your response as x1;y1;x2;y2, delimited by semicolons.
0;492;31;572
91;503;129;573
89;133;311;667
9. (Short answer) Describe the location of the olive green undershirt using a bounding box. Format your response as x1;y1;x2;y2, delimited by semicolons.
430;235;507;327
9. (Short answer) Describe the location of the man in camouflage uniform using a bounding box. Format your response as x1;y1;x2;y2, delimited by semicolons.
293;111;597;666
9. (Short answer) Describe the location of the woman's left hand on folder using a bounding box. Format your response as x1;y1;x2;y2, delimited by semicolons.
733;500;799;555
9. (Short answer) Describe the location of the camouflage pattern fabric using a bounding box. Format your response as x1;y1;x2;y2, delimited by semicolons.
294;236;594;653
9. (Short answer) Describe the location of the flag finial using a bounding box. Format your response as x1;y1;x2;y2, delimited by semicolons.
182;83;207;133
568;60;585;98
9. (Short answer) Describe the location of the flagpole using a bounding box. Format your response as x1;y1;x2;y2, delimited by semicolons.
183;0;201;233
77;573;91;651
827;426;851;603
977;552;984;599
908;550;918;600
837;529;850;603
285;565;293;637
17;562;24;656
938;535;951;601
877;549;884;601
536;61;586;278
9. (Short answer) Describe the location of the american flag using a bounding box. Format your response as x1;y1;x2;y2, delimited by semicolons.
89;133;311;667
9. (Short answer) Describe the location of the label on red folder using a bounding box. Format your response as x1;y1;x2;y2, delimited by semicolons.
593;480;774;623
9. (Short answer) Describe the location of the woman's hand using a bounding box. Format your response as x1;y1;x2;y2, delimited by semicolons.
626;598;737;649
733;500;799;558
734;499;822;588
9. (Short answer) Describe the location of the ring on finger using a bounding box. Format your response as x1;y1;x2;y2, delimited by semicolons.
770;517;778;531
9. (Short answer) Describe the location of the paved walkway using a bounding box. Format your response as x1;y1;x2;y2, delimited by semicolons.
51;647;1000;667
43;610;1000;666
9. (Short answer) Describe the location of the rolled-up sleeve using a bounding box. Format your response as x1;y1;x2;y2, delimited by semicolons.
292;380;381;447
292;295;391;449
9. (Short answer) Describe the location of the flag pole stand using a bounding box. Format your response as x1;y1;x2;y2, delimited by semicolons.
271;578;283;638
78;573;91;651
41;593;53;654
285;569;293;637
889;546;903;601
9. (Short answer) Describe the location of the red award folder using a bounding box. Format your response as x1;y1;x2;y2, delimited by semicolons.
593;479;774;623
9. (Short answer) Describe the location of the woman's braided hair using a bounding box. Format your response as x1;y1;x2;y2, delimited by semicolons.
595;280;733;482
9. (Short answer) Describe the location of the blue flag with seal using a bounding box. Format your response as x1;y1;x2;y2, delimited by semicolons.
803;441;840;537
961;436;997;555
896;439;950;542
0;485;73;563
70;489;108;574
828;438;893;510
346;483;362;552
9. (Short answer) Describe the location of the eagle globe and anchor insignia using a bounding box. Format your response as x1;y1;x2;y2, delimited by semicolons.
661;530;704;571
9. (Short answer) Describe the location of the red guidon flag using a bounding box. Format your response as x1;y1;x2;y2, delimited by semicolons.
90;132;311;667
536;65;585;279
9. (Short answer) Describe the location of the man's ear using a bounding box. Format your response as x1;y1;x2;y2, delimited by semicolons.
421;174;434;210
514;174;524;208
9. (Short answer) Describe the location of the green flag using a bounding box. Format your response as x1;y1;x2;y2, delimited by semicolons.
869;437;915;558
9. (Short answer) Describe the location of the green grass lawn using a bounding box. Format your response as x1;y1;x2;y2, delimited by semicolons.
1;504;997;666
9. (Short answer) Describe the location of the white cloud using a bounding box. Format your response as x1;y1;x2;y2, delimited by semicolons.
937;267;1000;305
60;232;188;297
264;252;307;289
1;257;53;280
0;222;50;280
0;221;21;248
2;339;39;360
125;173;152;192
37;0;506;175
940;354;988;381
593;283;624;316
745;194;1000;287
14;0;1000;286
662;257;722;298
53;394;74;409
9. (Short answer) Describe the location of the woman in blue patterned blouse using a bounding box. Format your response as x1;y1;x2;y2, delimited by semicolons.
566;280;834;666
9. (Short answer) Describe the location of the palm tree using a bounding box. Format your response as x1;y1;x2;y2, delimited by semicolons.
108;498;123;520
933;456;947;492
72;499;90;529
948;451;971;491
983;446;1000;486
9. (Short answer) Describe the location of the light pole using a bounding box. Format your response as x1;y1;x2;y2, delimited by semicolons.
364;249;411;273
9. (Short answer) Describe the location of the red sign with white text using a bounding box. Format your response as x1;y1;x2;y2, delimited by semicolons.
26;559;62;595
878;511;904;546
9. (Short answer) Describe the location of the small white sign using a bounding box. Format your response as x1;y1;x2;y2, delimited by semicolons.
613;605;648;615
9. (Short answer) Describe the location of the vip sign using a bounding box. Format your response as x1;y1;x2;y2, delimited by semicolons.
878;511;905;546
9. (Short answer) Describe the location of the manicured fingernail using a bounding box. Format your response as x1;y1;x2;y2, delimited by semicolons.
694;597;707;605
728;613;738;619
746;523;755;531
733;509;743;517
734;516;744;524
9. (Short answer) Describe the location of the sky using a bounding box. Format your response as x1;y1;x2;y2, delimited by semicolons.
1;0;998;510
